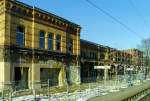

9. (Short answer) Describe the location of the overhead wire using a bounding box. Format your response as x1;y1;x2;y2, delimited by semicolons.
128;0;150;58
85;0;144;39
128;0;150;27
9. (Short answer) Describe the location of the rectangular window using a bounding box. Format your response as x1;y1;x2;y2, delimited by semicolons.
48;33;53;50
56;35;61;51
90;52;92;58
39;31;45;49
16;26;25;47
67;39;73;54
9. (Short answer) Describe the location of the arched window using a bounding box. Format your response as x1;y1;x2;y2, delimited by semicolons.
39;31;45;49
16;26;25;47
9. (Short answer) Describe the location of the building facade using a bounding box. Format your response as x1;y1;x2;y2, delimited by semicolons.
80;39;144;82
80;39;100;82
124;49;144;67
0;0;81;90
0;0;144;91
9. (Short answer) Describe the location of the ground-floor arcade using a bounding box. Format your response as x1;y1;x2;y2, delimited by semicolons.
0;60;81;91
81;62;97;83
0;45;82;91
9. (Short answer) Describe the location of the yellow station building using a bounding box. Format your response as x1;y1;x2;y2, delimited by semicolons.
0;0;81;90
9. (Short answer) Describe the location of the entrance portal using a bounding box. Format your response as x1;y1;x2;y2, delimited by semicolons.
81;62;97;83
14;67;29;90
40;68;60;88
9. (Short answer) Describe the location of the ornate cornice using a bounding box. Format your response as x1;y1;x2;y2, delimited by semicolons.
3;0;81;35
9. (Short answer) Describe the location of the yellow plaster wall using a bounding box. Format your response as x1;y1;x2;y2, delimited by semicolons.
5;13;80;56
5;14;81;54
0;62;5;85
33;22;67;53
1;3;80;89
0;14;5;46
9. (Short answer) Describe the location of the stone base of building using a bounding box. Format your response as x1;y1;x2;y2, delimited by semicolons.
0;60;81;91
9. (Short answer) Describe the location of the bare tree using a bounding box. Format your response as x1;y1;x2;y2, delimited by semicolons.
137;38;150;79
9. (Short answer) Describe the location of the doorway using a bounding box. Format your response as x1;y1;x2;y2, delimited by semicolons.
14;67;29;90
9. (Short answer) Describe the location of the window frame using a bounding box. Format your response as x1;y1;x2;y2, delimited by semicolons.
48;32;53;50
39;30;45;49
67;39;73;54
56;34;61;51
16;26;25;47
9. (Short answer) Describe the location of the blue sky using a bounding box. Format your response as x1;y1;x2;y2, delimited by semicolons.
19;0;150;49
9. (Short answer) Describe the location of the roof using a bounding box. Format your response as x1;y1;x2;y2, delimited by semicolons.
80;39;109;49
10;0;81;28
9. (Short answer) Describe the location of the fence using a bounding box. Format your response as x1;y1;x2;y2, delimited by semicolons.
0;73;149;101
